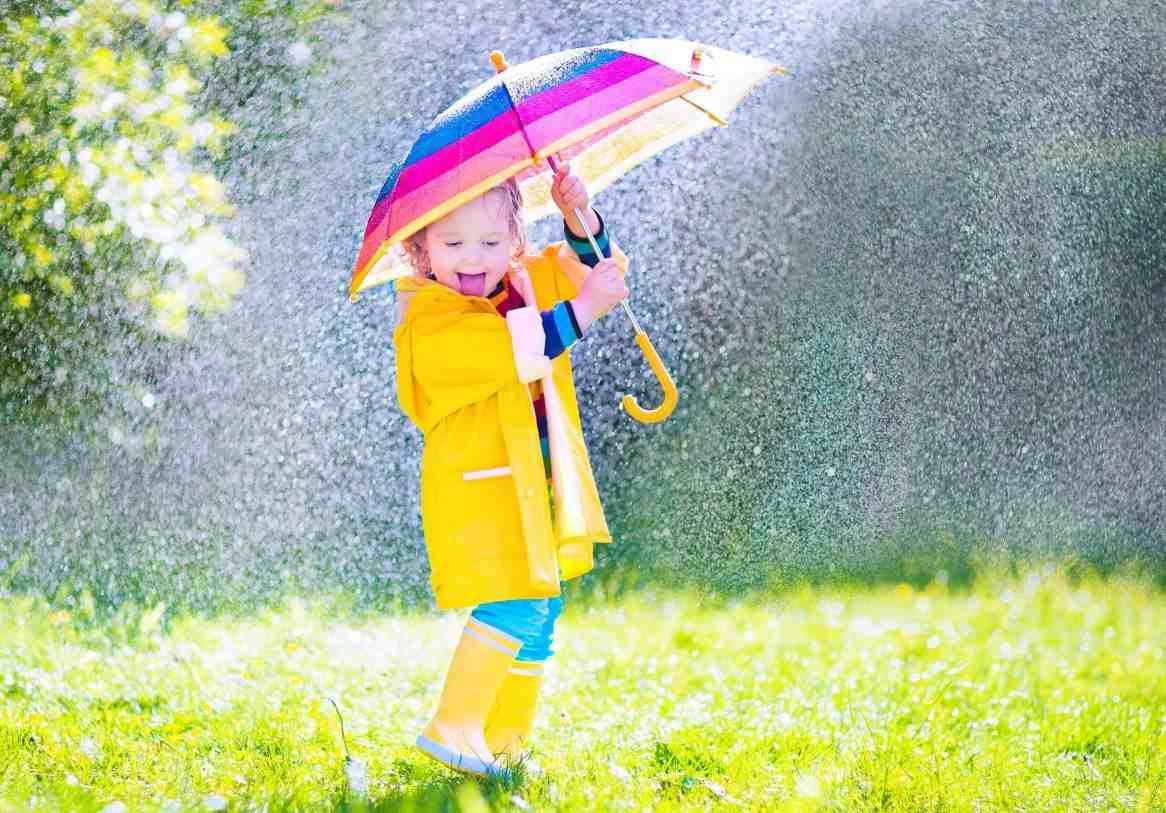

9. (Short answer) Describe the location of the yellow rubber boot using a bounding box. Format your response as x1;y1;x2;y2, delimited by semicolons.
415;617;520;778
484;660;545;761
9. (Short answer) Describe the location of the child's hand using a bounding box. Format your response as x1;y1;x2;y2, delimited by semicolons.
551;161;589;217
570;258;628;331
551;161;600;238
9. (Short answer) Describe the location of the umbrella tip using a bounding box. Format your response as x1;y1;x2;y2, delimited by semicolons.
489;51;508;73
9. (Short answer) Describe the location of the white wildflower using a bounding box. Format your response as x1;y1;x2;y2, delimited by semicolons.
795;772;822;798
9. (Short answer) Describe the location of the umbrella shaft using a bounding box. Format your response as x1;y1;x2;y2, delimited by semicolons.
619;301;642;334
569;204;644;336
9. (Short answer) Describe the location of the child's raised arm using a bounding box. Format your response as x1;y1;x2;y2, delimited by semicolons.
570;258;628;331
551;161;600;241
563;209;612;269
547;163;629;330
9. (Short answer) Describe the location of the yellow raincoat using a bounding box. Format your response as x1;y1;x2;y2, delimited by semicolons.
394;241;629;609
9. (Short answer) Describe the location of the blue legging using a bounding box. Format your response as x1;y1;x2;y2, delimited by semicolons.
470;595;564;662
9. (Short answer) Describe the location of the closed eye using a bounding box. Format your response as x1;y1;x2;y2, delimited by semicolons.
444;241;462;247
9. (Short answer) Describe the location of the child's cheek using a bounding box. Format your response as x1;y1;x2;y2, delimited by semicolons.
431;246;455;276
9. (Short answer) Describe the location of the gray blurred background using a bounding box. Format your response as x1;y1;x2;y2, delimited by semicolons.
2;0;1163;609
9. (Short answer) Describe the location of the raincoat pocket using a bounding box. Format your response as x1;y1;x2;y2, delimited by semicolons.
463;466;513;481
440;470;529;565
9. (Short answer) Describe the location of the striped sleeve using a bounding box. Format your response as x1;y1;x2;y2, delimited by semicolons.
541;300;583;359
563;209;612;268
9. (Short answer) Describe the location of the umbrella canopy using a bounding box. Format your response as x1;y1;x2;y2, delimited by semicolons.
350;38;782;299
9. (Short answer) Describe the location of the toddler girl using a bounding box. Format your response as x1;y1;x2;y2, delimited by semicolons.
392;163;629;778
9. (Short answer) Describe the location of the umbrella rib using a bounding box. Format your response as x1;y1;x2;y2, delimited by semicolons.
678;94;728;127
498;80;541;163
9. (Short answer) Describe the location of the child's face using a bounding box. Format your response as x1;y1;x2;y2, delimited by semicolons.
423;189;513;298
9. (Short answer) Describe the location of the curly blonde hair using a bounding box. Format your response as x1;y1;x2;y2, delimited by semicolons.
401;177;528;279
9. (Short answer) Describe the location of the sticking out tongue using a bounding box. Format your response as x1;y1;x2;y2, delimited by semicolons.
458;272;486;297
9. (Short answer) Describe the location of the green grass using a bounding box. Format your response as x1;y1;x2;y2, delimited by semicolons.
2;561;1164;811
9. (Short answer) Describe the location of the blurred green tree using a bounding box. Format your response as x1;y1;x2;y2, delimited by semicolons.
0;0;334;424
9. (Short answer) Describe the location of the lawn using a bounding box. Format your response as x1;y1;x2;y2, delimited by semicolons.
1;561;1163;811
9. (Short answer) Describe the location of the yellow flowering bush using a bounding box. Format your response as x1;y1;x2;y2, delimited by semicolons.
0;0;333;419
2;1;243;337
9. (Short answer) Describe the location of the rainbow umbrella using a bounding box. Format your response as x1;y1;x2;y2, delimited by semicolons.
350;38;784;423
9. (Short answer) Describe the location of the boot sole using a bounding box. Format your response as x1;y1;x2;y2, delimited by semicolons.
415;733;511;780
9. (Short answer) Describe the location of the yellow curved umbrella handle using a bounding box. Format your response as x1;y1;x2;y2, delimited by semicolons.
545;193;678;424
622;330;678;424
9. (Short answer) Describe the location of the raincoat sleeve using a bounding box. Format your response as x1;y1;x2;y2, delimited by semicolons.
540;300;584;359
563;209;613;268
395;307;524;431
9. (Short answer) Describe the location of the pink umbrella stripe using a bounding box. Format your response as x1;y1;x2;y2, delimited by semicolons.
388;107;525;204
374;62;694;252
510;53;662;124
387;132;534;238
521;64;694;151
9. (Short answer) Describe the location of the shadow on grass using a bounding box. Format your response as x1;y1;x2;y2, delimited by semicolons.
356;778;529;813
323;757;540;813
184;756;541;813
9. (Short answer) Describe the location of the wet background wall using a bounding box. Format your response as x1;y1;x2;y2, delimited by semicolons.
1;0;1163;609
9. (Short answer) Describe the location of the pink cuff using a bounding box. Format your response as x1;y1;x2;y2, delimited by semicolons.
506;306;552;383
